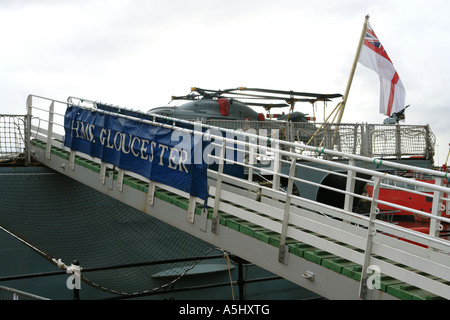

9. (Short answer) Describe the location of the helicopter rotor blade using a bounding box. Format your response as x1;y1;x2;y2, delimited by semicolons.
184;87;342;105
229;87;343;100
222;91;325;103
171;94;201;101
241;102;291;109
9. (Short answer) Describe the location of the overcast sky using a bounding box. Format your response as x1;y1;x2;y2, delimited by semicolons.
1;0;450;164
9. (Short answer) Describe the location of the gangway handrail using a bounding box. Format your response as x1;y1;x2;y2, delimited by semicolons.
26;94;450;300
27;94;450;227
27;94;450;235
35;95;450;205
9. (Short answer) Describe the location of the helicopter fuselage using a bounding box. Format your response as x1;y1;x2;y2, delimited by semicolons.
148;98;265;121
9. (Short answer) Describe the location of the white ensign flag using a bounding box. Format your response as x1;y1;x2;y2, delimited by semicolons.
358;23;406;116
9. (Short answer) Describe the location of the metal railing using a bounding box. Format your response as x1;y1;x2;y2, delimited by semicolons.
26;95;450;299
0;286;49;300
204;119;435;160
0;115;27;161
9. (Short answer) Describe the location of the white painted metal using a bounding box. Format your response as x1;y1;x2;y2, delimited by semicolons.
279;157;296;264
344;158;356;214
187;196;197;224
430;177;444;238
116;168;124;192
147;181;156;206
360;176;381;298
26;95;450;300
211;139;226;234
45;101;54;160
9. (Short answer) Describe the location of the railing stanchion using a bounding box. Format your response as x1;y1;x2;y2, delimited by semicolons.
430;177;444;239
343;159;356;223
360;176;381;299
147;181;156;206
278;157;296;264
211;139;226;234
187;196;196;224
45;101;54;160
271;130;280;191
25;95;33;165
248;137;255;182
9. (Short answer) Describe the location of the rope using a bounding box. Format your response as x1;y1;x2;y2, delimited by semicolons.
222;251;235;300
76;247;230;298
0;225;56;266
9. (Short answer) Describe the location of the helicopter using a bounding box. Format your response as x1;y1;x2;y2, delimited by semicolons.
147;87;343;122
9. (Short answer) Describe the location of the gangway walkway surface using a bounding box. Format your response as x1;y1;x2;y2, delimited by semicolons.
26;95;450;300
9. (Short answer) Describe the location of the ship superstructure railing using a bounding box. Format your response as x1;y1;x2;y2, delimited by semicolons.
25;95;450;299
205;119;435;160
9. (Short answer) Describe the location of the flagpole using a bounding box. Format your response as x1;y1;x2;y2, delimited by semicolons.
336;15;370;123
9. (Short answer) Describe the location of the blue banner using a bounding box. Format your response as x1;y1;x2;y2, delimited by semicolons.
64;105;208;200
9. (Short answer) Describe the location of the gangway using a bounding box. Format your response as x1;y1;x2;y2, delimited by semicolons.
25;95;450;300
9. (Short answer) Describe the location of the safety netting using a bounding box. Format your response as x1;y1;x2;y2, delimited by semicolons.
0;115;218;296
0;166;217;296
205;120;435;160
0;115;26;161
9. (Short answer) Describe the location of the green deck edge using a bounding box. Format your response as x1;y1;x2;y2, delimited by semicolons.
30;139;447;300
